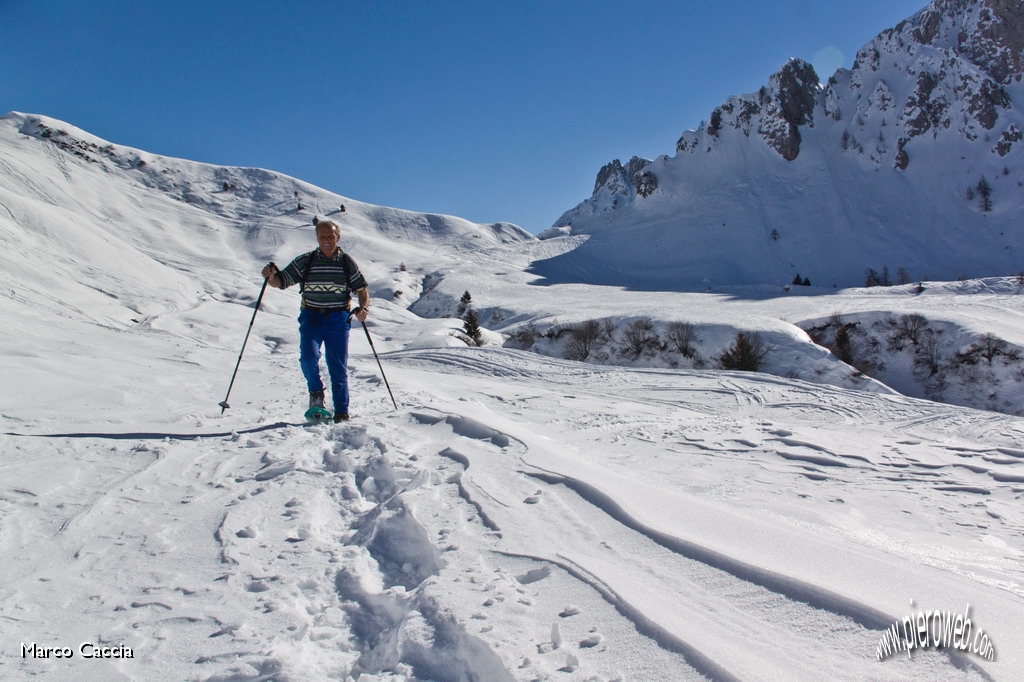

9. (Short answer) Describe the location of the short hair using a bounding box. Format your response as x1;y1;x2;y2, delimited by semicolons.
315;220;340;237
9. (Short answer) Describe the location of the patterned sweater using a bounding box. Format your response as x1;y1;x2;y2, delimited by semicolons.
277;249;368;309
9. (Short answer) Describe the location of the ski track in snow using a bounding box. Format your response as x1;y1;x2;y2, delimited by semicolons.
3;347;1021;681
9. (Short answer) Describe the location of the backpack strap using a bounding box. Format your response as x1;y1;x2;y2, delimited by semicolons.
299;249;353;293
299;249;318;293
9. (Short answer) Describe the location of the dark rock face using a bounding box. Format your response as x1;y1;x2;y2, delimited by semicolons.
592;156;655;198
758;59;820;161
927;0;1024;84
902;72;948;139
994;123;1022;156
593;159;626;194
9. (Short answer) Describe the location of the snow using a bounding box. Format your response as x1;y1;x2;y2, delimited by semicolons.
1;112;1023;681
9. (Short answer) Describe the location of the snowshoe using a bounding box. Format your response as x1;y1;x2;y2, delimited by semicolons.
304;405;332;423
305;390;331;423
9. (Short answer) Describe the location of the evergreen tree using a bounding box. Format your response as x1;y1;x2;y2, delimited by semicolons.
718;332;770;371
462;309;483;346
977;177;993;212
457;290;472;315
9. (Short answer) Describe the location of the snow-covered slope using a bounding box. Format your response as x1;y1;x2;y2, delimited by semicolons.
0;112;534;419
544;0;1024;290
0;112;532;324
2;109;1024;681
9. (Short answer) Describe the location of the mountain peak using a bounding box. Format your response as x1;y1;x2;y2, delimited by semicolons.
906;0;1024;84
545;0;1024;290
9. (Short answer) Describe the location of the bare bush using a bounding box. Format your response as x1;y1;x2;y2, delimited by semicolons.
666;321;699;358
599;319;616;344
506;323;538;350
953;333;1021;367
914;334;946;376
564;319;602;361
621;317;660;359
886;313;929;351
805;314;873;375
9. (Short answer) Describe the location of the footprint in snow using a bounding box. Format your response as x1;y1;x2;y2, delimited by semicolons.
523;489;542;504
515;566;551;585
537;622;563;654
557;653;580;673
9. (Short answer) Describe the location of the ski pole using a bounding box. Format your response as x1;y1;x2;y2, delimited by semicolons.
219;267;273;414
356;314;398;410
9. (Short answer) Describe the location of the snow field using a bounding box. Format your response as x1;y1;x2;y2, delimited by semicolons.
2;111;1023;680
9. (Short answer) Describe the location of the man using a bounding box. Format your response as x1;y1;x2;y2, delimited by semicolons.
261;220;370;423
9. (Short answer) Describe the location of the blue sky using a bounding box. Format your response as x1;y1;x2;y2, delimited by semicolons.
2;0;926;233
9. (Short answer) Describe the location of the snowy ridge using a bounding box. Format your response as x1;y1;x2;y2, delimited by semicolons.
546;0;1024;290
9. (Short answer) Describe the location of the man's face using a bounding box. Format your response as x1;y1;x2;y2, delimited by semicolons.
316;226;339;255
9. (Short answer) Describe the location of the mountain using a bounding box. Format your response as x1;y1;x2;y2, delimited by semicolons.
0;111;538;420
0;112;532;330
3;109;1024;422
2;114;1023;682
539;0;1024;290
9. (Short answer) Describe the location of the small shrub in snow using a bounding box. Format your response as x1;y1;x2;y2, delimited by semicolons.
666;321;699;358
564;320;602;361
621;318;660;359
807;315;877;376
914;334;947;377
831;323;858;366
506;323;538;350
885;313;929;351
718;332;770;372
953;333;1020;367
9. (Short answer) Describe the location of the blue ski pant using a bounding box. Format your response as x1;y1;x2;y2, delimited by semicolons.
297;308;351;414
